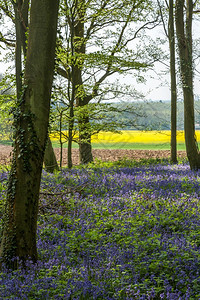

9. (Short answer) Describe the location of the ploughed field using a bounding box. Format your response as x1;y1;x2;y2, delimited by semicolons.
0;160;200;298
0;144;187;165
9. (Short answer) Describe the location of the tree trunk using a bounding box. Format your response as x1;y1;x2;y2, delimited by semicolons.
0;0;59;269
14;12;22;100
175;0;200;170
72;0;93;164
13;0;28;100
169;0;177;163
13;0;59;173
79;139;93;164
68;105;74;169
78;114;93;164
44;136;59;173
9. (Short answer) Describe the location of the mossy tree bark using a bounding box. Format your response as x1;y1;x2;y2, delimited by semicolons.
0;0;59;269
13;0;59;172
175;0;200;170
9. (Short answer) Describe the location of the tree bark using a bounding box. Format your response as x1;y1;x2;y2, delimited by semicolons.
78;109;93;164
43;138;59;172
68;104;74;169
70;0;93;164
44;136;59;173
13;0;28;100
169;0;178;163
175;0;200;170
13;0;59;173
78;114;93;164
0;0;59;269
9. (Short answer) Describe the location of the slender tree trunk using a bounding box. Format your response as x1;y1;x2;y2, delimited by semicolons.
67;44;74;169
0;0;59;269
44;136;59;173
60;142;63;168
68;138;72;168
175;0;200;170
59;112;63;168
169;0;177;163
72;0;93;164
68;104;74;169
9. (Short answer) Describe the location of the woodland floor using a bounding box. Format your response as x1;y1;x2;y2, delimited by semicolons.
0;144;187;166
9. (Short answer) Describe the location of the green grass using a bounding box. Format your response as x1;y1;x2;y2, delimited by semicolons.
0;140;189;151
51;141;188;150
91;142;187;150
0;140;12;146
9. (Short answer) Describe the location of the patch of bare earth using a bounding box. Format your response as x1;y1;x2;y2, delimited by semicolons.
0;144;187;166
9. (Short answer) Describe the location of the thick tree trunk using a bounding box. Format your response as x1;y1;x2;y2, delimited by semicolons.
44;136;59;173
78;115;93;164
0;0;59;269
14;0;58;174
14;14;22;99
175;0;200;170
169;0;177;163
14;0;28;100
79;140;93;164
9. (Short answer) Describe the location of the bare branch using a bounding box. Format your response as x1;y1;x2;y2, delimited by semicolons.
0;32;15;47
123;18;160;47
157;0;169;38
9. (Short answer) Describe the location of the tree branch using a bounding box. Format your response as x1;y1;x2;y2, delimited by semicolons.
0;32;15;47
56;66;70;79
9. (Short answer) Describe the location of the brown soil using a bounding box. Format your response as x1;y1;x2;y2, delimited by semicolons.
0;144;187;166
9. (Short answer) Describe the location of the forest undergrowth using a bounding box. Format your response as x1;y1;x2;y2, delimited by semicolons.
0;158;200;299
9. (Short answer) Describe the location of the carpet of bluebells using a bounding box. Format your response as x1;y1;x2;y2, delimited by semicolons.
1;159;200;299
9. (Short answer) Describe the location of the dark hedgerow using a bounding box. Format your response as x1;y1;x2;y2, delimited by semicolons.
0;161;200;299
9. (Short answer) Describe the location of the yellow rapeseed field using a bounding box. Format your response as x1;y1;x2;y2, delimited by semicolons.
92;130;185;144
51;130;200;144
